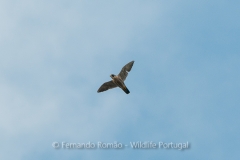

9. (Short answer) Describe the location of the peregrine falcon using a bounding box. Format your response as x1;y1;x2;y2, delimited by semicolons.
97;61;134;94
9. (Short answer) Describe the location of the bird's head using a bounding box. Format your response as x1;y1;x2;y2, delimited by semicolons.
110;74;115;79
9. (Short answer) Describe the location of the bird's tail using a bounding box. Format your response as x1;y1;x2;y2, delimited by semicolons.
123;87;130;94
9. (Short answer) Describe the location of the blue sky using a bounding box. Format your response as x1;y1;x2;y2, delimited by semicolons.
1;0;240;159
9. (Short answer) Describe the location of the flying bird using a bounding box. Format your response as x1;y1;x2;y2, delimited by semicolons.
97;61;134;94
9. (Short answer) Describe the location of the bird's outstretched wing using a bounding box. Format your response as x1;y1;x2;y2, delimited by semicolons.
118;61;134;81
97;81;117;93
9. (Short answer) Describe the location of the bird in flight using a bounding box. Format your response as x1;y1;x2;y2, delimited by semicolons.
97;61;134;94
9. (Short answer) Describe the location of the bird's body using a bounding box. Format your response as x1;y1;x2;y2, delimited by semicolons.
97;61;134;94
111;75;130;94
